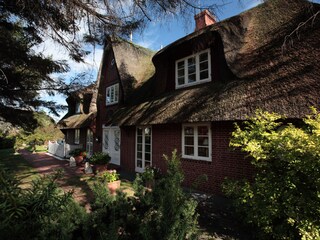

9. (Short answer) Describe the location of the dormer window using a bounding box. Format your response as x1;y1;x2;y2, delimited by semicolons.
75;102;81;114
175;49;211;89
106;83;119;106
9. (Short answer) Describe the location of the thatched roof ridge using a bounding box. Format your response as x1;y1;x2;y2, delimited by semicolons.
110;0;320;126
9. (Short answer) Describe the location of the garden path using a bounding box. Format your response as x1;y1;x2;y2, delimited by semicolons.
19;150;93;211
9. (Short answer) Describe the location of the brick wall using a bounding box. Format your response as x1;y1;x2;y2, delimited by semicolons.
119;121;254;194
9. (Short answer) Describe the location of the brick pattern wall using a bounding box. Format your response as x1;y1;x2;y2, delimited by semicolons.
120;121;254;194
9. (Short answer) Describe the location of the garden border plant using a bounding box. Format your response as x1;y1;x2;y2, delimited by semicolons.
223;108;320;239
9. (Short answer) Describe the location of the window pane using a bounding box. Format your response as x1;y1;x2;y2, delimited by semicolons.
178;76;184;85
145;127;151;136
198;126;208;135
137;128;142;135
177;61;184;69
198;147;209;157
185;136;194;145
184;126;194;135
188;57;196;67
200;61;208;71
199;52;208;62
137;136;142;143
110;87;114;102
137;144;142;151
145;161;151;167
106;88;111;103
137;151;142;159
137;160;142;167
178;69;184;77
145;144;151;153
200;71;209;80
188;74;196;83
198;137;209;146
145;136;151;144
185;146;194;156
145;153;150;161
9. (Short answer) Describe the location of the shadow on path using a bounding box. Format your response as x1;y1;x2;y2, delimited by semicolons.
19;150;93;211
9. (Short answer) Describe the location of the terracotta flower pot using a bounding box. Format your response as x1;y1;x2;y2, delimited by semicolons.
107;180;121;195
74;156;83;166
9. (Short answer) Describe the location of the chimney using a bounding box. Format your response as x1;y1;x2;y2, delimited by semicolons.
194;10;216;31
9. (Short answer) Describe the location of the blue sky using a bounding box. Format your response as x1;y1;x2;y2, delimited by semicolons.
42;0;270;120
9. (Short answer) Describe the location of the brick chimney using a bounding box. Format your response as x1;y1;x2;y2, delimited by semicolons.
194;10;216;31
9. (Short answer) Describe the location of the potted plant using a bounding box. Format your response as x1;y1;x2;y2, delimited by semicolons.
89;152;111;173
69;148;86;166
98;170;121;195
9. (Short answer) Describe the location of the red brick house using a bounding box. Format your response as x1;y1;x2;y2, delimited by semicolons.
60;0;320;193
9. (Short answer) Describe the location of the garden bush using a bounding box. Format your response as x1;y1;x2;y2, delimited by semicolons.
0;169;87;240
223;108;320;239
86;149;199;240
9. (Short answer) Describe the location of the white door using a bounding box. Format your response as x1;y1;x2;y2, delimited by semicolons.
103;127;121;165
86;129;93;157
136;126;152;173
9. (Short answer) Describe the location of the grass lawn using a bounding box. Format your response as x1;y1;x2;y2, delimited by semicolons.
0;148;38;188
26;145;48;153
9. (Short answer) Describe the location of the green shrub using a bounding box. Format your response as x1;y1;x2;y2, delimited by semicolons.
0;168;86;240
86;149;199;240
223;108;320;239
89;151;111;165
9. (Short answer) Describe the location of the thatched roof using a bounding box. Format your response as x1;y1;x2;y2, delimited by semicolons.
58;81;98;129
111;0;320;126
58;112;96;129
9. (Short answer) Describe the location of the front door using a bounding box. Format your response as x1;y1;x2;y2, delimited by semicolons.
136;126;152;172
103;127;120;165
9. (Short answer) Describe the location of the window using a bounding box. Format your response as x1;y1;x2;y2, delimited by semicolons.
106;83;119;105
136;126;152;172
182;123;211;161
176;49;211;89
74;129;80;144
75;102;81;113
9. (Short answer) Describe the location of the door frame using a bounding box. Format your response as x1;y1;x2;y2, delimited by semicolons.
102;125;121;166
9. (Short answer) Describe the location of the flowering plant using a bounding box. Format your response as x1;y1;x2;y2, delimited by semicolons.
99;170;119;183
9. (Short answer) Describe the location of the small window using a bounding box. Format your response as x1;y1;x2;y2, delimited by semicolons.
106;83;119;105
74;129;80;144
75;102;81;114
175;49;211;89
182;123;211;161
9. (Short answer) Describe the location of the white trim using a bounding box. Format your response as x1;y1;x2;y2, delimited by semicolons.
135;126;152;173
175;49;211;89
106;83;119;106
182;123;212;161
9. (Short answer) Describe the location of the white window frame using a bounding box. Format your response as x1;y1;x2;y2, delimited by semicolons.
106;83;119;106
74;129;80;144
182;123;212;161
175;49;211;89
135;126;152;172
